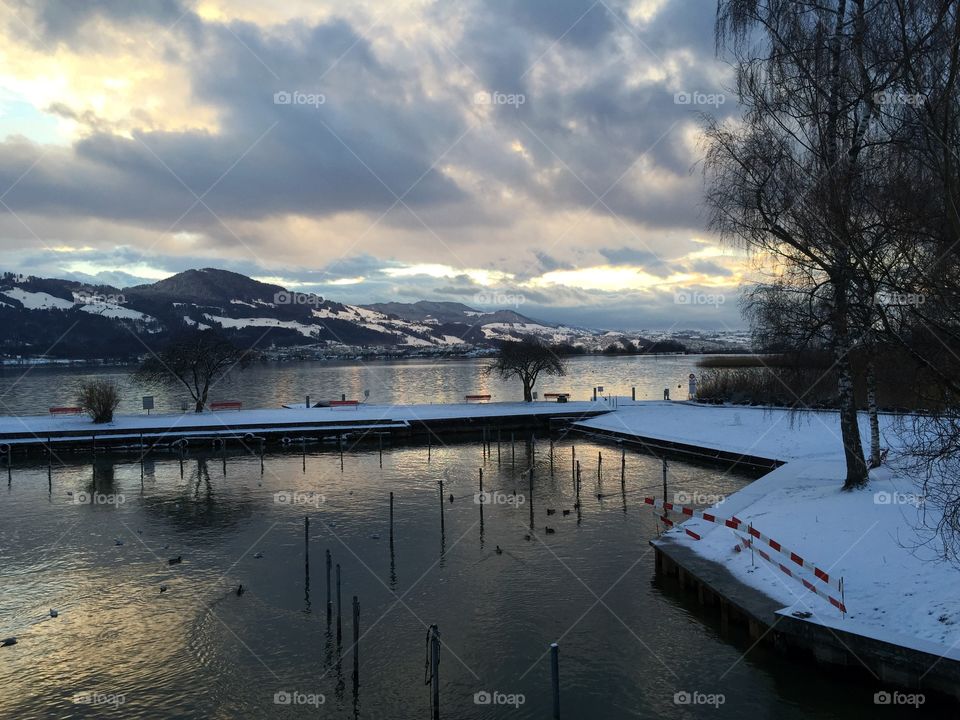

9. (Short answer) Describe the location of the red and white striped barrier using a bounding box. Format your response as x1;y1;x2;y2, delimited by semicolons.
643;496;842;595
732;532;846;614
655;513;702;540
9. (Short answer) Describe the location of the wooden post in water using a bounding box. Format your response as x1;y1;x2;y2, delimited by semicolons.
511;432;515;469
438;480;445;534
326;549;332;625
379;433;383;469
259;438;265;475
497;428;501;465
621;448;626;485
389;492;394;543
339;433;344;472
575;461;581;501
597;451;602;483
429;624;440;720
551;642;560;719
528;467;535;530
428;432;432;462
352;596;360;691
571;445;576;485
549;438;554;476
302;437;306;474
336;563;342;644
662;458;668;503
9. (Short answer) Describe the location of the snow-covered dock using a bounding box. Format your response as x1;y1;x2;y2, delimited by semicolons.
0;400;610;451
574;402;960;699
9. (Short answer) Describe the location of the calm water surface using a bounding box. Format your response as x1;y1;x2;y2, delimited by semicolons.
0;355;705;416
0;437;903;719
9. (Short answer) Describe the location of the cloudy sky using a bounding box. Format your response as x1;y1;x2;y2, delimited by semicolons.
0;0;750;329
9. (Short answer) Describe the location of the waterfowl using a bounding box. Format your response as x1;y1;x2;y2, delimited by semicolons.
236;584;245;596
114;538;124;546
49;609;58;618
448;494;454;503
562;510;571;516
524;534;531;541
495;545;503;555
168;556;182;565
1;637;16;647
545;527;556;534
371;534;380;540
159;585;168;593
546;509;556;516
253;552;263;559
596;492;605;499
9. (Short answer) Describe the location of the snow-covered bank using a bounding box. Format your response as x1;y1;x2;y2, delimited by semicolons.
576;403;960;662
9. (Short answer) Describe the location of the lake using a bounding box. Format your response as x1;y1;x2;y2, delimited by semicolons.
0;436;891;718
0;355;703;417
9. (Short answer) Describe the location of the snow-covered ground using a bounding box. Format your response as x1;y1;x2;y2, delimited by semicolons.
577;402;960;662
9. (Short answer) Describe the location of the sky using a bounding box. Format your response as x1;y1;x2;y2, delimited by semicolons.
0;0;751;330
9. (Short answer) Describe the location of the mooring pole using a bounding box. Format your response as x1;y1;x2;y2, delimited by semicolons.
621;448;626;485
571;445;576;485
549;438;554;476
662;458;668;503
632;386;636;401
438;480;445;534
336;563;342;645
497;428;501;465
339;433;344;472
326;549;332;625
352;595;360;690
428;432;432;462
528;468;535;529
597;451;602;483
379;433;383;469
389;491;395;543
429;625;441;720
302;437;306;474
575;461;581;500
551;642;560;719
511;432;515;468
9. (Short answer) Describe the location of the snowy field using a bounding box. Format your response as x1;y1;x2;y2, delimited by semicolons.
577;402;960;661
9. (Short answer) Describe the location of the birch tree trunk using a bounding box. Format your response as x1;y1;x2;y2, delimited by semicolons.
866;358;881;467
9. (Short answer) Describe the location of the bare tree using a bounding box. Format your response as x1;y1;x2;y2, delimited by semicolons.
136;329;256;412
487;337;566;402
705;0;904;488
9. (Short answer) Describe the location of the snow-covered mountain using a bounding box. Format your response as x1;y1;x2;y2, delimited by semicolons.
0;268;749;360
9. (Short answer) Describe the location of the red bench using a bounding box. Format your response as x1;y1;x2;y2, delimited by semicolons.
210;401;242;411
543;393;570;399
465;394;491;403
49;406;83;415
329;400;359;408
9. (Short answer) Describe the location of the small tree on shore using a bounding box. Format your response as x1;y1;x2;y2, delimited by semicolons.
136;330;256;413
487;337;566;402
76;379;121;424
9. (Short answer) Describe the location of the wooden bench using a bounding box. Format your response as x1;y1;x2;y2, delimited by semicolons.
209;401;242;411
542;393;571;399
49;406;83;416
329;400;360;408
465;394;491;403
